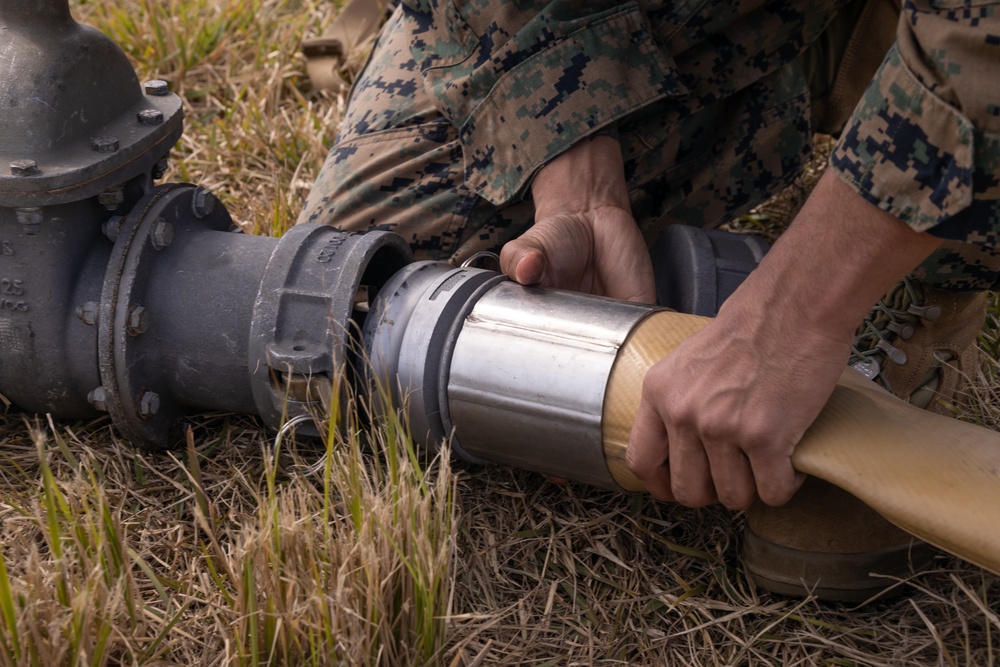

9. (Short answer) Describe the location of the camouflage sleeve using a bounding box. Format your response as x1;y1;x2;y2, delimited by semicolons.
829;0;1000;241
400;0;686;206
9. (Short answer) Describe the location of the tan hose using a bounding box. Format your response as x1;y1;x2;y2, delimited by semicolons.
602;310;1000;576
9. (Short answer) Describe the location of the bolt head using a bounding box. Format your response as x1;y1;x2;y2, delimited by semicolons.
103;216;125;242
126;305;149;336
152;157;169;180
10;160;38;176
75;302;99;326
137;109;165;126
91;136;120;153
99;188;125;211
138;391;161;418
151;219;174;250
144;80;170;96
192;188;217;218
88;387;108;412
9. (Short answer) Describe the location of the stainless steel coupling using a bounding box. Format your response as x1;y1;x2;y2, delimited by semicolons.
364;261;656;488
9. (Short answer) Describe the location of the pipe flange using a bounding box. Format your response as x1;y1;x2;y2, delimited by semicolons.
247;225;412;432
98;184;233;448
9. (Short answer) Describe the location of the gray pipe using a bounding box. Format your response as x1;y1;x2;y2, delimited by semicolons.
0;0;412;447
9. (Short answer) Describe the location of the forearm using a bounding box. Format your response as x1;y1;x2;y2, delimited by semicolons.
734;170;944;344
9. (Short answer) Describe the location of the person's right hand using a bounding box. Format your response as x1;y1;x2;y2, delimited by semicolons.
625;171;946;509
499;134;656;305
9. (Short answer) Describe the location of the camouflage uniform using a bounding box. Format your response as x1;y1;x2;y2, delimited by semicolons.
298;0;1000;290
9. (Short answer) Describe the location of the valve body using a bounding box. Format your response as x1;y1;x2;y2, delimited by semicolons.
0;0;411;446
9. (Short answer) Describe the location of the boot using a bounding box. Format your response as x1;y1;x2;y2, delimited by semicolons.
743;278;987;602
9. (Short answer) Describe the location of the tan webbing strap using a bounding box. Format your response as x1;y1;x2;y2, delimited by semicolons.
602;310;1000;576
302;0;389;93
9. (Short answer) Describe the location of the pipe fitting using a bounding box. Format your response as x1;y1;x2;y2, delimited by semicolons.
365;262;657;488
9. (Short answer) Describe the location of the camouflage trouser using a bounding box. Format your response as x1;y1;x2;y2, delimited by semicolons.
297;2;1000;291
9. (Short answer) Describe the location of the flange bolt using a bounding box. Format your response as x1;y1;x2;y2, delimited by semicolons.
137;109;165;126
99;188;125;211
88;387;108;412
103;216;125;242
91;136;120;153
151;219;174;250
15;208;43;235
75;302;99;326
138;391;161;419
10;160;38;176
192;188;217;219
144;80;170;96
126;305;149;336
152;157;169;180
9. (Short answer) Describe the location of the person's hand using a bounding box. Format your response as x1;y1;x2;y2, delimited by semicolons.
625;171;945;509
626;276;846;508
500;134;655;304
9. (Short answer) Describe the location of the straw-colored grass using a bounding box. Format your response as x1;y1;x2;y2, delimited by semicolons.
0;1;997;665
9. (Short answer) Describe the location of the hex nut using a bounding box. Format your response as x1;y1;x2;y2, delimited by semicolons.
88;387;108;412
151;219;174;250
126;305;149;336
99;188;125;211
144;80;170;96
10;160;38;176
138;391;160;419
192;188;216;218
137;109;165;126
75;302;99;326
152;157;169;180
15;208;42;224
91;136;120;153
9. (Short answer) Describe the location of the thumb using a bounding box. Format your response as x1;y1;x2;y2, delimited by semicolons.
500;234;547;286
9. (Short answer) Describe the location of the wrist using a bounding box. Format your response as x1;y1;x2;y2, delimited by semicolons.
531;134;631;219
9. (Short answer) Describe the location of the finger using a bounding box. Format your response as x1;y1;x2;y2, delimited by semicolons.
668;426;718;508
704;445;757;509
499;236;546;285
626;397;674;502
746;448;806;507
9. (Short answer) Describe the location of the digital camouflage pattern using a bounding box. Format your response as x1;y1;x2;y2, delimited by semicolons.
298;0;1000;288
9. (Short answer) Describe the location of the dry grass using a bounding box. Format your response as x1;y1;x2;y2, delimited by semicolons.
0;1;997;665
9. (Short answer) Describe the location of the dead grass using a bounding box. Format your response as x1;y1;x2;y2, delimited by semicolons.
0;1;996;665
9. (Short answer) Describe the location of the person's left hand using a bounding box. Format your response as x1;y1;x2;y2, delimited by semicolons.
500;133;655;304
